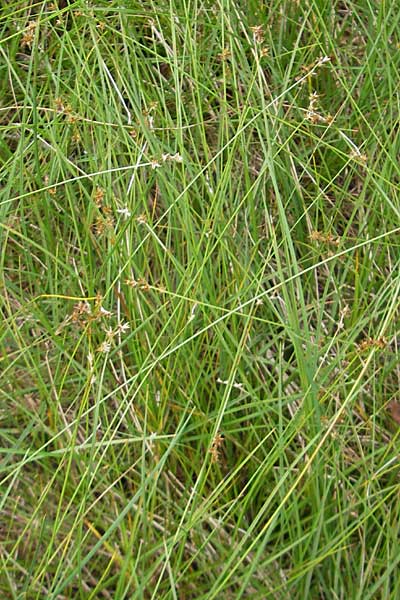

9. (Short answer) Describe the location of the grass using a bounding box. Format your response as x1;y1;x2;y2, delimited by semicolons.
0;0;399;598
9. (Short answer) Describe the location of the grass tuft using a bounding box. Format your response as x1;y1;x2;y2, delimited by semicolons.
1;1;399;598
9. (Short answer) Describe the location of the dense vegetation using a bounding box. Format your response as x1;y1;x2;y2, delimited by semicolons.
1;1;399;598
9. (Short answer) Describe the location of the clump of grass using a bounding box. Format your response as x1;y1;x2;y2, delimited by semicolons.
1;1;399;598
